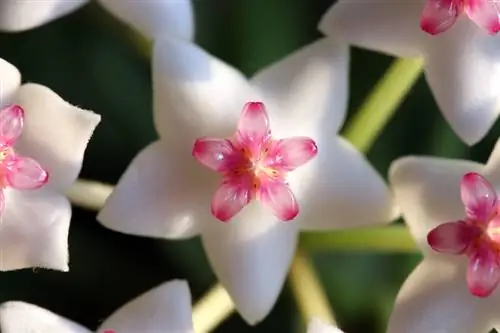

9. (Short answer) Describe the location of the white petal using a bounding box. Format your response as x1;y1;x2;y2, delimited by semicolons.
152;36;258;151
11;84;101;191
307;318;344;333
297;137;397;230
250;38;349;138
389;156;483;255
98;141;205;239
0;0;88;32
0;302;90;333
318;0;425;57
97;280;194;333
200;202;299;325
0;190;71;271
484;137;500;178
424;22;500;145
0;59;21;108
387;259;490;333
98;0;194;40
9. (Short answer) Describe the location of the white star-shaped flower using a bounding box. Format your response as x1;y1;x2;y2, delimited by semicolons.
0;58;100;271
0;0;193;40
0;279;344;333
388;137;500;333
319;0;500;145
97;36;398;324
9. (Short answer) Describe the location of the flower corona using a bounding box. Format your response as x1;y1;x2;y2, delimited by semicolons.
427;172;500;297
192;102;318;222
421;0;500;35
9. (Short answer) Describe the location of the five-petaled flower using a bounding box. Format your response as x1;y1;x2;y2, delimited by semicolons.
0;58;100;272
387;137;500;333
193;101;318;222
0;0;194;40
97;36;397;324
319;0;500;145
421;0;500;35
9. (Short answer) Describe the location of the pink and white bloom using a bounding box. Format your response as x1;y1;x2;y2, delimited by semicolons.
97;36;397;324
0;278;344;333
0;0;193;40
0;58;100;271
319;0;500;145
0;280;195;333
388;138;500;333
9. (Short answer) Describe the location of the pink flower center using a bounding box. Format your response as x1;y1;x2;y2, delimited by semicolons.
427;172;500;297
0;105;49;213
192;101;318;222
420;0;500;35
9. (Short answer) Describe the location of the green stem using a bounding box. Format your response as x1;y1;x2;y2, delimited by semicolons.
300;226;417;253
342;58;424;153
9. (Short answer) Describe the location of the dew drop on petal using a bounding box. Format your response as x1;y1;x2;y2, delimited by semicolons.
460;172;497;223
427;221;477;254
0;105;24;145
466;246;500;297
6;156;48;190
258;178;299;221
192;137;241;172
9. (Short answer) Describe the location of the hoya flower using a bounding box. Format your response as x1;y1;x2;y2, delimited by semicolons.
0;0;193;40
0;58;100;271
0;278;344;333
388;138;500;333
319;0;500;145
97;36;397;324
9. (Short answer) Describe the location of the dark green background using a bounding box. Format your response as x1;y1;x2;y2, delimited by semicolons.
0;1;497;332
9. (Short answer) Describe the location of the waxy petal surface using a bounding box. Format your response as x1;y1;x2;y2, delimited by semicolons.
259;179;299;221
387;259;491;333
0;0;88;32
235;102;270;156
97;280;194;333
389;156;483;255
6;156;48;190
98;141;203;238
0;302;90;333
420;0;460;35
211;176;252;222
467;245;500;297
460;172;497;222
10;84;100;191
97;0;194;40
427;221;476;254
265;137;318;171
0;105;23;144
192;137;240;172
464;0;500;34
0;59;21;107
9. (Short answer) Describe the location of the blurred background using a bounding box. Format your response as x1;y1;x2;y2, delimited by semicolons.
0;1;498;332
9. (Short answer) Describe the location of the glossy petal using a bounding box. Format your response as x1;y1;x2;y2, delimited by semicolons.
420;0;460;35
460;172;497;222
0;302;90;333
464;0;500;34
200;203;299;324
318;0;424;57
307;319;344;333
0;105;23;144
0;59;21;108
258;179;298;221
98;141;203;239
0;0;88;32
97;0;194;40
387;259;490;333
467;246;500;297
427;221;476;254
0;190;71;271
97;280;194;333
192;137;241;172
211;176;252;222
153;36;258;150
265;137;317;171
389;156;483;255
297;137;397;230
235;102;270;156
251;38;348;138
6;156;48;190
10;84;100;191
424;25;500;145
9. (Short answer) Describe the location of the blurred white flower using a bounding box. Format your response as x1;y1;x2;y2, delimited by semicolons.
97;36;398;324
0;0;194;40
0;279;344;333
387;137;500;333
0;58;100;271
319;0;500;145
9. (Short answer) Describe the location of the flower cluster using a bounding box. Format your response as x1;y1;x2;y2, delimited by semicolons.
2;0;500;333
